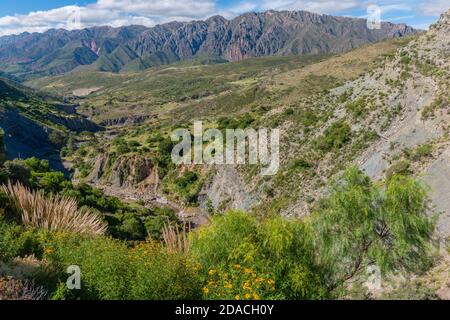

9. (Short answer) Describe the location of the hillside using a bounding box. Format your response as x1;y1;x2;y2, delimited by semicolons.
1;6;450;302
0;10;417;80
0;78;100;170
24;36;413;221
26;8;450;244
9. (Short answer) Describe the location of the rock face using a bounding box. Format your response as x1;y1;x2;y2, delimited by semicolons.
0;10;418;78
87;154;158;189
199;166;255;212
109;155;156;188
352;8;450;237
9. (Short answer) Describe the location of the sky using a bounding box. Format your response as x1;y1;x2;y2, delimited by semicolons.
0;0;449;36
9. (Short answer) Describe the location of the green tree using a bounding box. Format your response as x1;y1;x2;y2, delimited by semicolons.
312;167;435;296
48;130;68;147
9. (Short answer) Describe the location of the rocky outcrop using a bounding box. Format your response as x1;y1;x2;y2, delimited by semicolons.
353;8;450;237
109;155;155;188
199;166;255;212
88;154;158;189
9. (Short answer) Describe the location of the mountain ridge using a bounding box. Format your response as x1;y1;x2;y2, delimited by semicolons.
0;10;418;80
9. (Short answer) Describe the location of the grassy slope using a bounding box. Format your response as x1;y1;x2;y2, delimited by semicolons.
24;37;414;210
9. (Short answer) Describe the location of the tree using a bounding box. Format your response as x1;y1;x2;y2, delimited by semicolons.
312;167;435;296
48;130;68;147
1;160;31;185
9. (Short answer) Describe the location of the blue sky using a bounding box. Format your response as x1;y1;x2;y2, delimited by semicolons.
0;0;448;36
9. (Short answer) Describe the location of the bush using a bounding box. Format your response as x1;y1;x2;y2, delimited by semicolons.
144;207;179;240
1;160;31;185
312;167;435;296
190;211;326;300
39;172;68;194
129;243;201;299
48;131;68;147
345;98;366;118
385;160;412;180
202;265;279;300
45;234;201;300
315;121;352;152
46;234;132;299
0;220;44;262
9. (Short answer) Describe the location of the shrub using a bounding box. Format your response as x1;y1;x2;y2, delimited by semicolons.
129;243;201;299
45;234;201;300
190;211;326;300
1;160;31;185
312;167;435;296
383;279;439;300
315;121;352;152
0;220;45;262
345;98;366;118
385;160;412;180
0;276;47;300
1;182;107;235
39;172;68;194
48;131;68;147
202;265;279;300
46;234;132;299
404;143;433;162
0;221;25;262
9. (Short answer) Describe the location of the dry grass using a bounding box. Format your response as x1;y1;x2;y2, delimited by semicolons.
1;181;107;235
161;222;189;254
0;276;47;300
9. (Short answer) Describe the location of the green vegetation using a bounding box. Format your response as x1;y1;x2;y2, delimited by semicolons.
345;98;367;118
0;163;436;300
315;121;352;153
422;96;445;120
0;157;179;241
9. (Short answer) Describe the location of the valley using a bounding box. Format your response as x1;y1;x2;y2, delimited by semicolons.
1;7;449;300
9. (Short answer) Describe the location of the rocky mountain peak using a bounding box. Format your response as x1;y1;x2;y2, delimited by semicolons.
431;8;450;31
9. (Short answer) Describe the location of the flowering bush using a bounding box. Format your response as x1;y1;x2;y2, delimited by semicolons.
202;265;280;300
44;234;201;300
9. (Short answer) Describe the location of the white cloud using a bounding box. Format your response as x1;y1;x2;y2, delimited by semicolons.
0;0;217;36
95;0;215;17
260;0;361;14
419;0;450;16
0;0;447;36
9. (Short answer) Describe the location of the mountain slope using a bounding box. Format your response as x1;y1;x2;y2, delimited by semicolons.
0;78;100;170
0;10;418;79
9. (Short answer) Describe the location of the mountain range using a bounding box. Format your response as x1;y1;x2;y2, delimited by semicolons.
0;10;417;80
